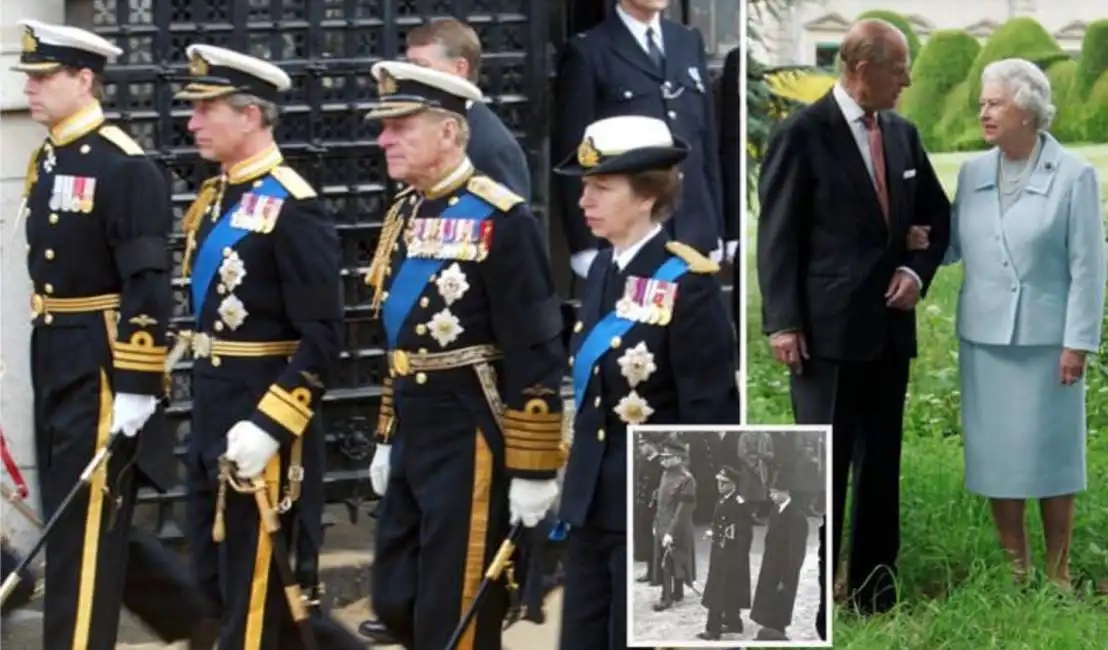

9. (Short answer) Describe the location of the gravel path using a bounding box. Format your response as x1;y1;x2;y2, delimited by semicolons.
630;518;823;645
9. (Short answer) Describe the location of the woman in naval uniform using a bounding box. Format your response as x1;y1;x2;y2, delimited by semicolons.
553;115;741;650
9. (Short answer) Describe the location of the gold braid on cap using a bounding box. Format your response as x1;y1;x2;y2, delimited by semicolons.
577;136;601;168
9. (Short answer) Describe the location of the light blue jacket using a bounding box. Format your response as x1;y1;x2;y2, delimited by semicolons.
946;134;1106;351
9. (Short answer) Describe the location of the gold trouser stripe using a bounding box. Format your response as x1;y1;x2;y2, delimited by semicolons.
41;293;122;313
244;455;281;650
71;370;113;650
459;430;493;650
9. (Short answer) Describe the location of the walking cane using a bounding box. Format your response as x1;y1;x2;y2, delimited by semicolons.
443;523;524;650
218;457;319;650
0;431;126;605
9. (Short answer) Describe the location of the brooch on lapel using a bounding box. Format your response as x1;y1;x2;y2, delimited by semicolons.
406;217;494;261
615;275;679;326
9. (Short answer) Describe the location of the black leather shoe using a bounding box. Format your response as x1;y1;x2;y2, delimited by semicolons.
358;618;400;644
188;618;221;650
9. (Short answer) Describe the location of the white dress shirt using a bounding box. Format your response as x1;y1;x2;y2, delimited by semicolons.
613;224;663;271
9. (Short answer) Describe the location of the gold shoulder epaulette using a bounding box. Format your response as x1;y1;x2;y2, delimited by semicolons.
665;241;720;274
467;175;523;212
270;165;317;200
98;125;145;156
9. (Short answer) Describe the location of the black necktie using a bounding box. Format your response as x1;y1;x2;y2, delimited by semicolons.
646;27;664;68
603;262;623;308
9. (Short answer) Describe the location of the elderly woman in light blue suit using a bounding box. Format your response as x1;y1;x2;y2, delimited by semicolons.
912;58;1105;587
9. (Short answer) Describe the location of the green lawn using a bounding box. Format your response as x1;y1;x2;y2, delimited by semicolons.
745;144;1108;648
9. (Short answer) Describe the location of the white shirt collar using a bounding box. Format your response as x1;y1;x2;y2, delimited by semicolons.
833;81;867;125
615;2;664;53
777;496;791;513
613;224;662;271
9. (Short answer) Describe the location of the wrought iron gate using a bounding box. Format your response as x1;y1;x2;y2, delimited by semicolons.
82;0;553;542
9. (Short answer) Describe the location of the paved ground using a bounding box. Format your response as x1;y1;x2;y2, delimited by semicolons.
630;518;823;646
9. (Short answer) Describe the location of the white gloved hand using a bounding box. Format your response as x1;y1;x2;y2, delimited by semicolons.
109;393;158;438
224;421;280;478
725;239;739;262
569;249;599;279
663;533;674;548
370;444;391;497
709;238;724;263
508;478;559;527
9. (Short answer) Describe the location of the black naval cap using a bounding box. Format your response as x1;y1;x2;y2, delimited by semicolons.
659;437;688;458
715;465;741;484
364;60;485;120
173;44;292;103
554;115;689;177
12;19;121;74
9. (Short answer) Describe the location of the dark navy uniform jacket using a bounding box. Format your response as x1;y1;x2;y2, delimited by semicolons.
559;231;740;532
466;101;532;202
182;144;343;541
367;160;565;480
23;103;175;489
553;14;725;256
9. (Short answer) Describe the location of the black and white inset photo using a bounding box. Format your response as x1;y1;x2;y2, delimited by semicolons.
626;425;832;647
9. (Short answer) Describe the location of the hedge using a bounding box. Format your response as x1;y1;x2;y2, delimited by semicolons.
1045;60;1085;143
901;29;981;151
965;17;1065;112
856;10;922;64
1077;20;1108;97
1085;71;1108;143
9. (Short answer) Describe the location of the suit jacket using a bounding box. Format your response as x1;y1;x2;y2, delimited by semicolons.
756;91;951;361
558;231;741;531
947;133;1106;351
466;101;531;202
719;46;741;243
552;14;724;255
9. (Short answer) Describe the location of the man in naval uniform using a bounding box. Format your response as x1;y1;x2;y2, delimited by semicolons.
172;44;362;650
362;61;565;650
14;19;219;650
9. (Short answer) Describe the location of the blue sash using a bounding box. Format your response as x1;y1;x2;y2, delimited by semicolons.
381;193;494;348
571;256;689;411
191;175;288;323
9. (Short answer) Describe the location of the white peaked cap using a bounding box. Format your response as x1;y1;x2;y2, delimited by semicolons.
365;60;485;120
13;19;122;73
584;116;676;153
174;44;292;101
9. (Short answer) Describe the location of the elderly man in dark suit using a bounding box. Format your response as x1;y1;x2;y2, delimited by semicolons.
404;17;531;200
553;0;729;283
755;18;951;639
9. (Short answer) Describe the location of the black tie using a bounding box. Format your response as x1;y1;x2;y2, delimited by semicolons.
603;262;623;309
646;27;664;68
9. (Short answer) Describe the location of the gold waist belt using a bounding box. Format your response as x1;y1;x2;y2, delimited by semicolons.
30;293;121;318
388;344;501;378
187;332;299;359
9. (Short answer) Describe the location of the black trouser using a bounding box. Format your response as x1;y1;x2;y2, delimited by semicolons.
559;525;625;650
32;323;211;649
372;387;511;650
790;354;909;637
659;551;684;603
705;608;742;634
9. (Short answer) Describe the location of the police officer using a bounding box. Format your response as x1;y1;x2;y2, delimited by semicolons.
172;44;361;650
362;60;565;650
553;0;731;285
554;114;741;650
14;19;218;650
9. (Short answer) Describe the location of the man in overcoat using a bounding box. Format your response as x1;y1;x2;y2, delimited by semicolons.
652;437;697;610
750;486;809;639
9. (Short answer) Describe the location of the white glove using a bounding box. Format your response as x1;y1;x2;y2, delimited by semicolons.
224;421;280;478
370;444;391;497
709;238;724;263
109;393;158;438
508;478;559;527
663;533;674;548
725;239;739;262
570;249;598;279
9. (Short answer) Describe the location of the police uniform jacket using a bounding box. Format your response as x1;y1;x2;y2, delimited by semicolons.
23;102;175;490
367;159;566;480
559;230;740;532
181;144;343;537
466;101;531;202
553;14;724;255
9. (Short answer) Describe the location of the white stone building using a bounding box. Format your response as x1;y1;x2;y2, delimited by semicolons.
750;0;1108;67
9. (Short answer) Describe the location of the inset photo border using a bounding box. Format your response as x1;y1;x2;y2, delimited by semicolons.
626;425;832;648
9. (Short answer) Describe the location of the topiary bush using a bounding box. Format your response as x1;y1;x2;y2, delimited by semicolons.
856;9;922;64
1077;20;1108;98
966;17;1066;112
1084;71;1108;143
1045;60;1085;143
900;29;981;151
934;80;984;152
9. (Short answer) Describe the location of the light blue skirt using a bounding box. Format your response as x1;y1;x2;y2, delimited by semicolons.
959;339;1087;499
